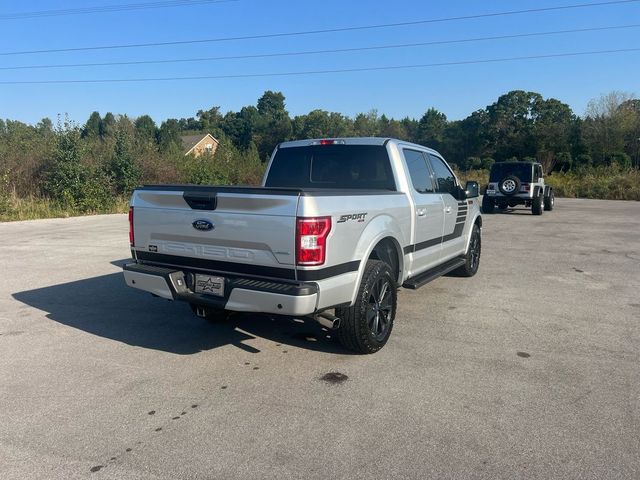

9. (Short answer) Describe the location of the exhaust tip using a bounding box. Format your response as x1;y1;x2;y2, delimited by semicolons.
315;312;341;330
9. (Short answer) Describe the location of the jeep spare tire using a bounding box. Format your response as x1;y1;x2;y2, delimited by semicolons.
498;175;521;196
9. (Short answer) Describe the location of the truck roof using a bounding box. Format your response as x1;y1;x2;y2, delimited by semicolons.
278;137;441;155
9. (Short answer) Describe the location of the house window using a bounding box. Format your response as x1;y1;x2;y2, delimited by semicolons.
205;143;213;150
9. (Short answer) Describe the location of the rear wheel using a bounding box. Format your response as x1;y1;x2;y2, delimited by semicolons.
454;224;481;277
482;195;495;214
336;260;397;354
189;303;230;323
532;191;544;215
544;190;555;211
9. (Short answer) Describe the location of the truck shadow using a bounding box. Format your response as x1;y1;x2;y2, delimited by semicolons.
12;270;350;356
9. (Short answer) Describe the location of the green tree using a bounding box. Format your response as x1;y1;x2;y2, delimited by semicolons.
134;115;158;142
37;118;54;136
485;90;541;161
533;98;576;172
481;157;495;170
101;112;116;137
417;108;448;149
400;117;419;143
44;122;113;211
379;115;408;139
353;110;380;137
583;91;636;165
157;119;182;152
108;129;141;195
221;106;260;149
197;106;223;133
254;91;292;160
82;111;102;138
556;152;573;171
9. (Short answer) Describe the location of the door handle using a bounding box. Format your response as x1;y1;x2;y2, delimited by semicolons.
444;205;452;214
416;208;427;217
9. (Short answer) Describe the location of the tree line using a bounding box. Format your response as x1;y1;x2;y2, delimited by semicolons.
1;89;639;216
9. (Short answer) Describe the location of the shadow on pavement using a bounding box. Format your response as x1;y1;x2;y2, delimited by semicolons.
489;207;535;216
12;266;349;356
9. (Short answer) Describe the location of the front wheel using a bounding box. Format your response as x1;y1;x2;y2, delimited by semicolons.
544;190;555;211
532;191;544;215
336;260;397;354
454;224;481;277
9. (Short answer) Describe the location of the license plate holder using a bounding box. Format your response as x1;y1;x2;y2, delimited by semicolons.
194;274;225;297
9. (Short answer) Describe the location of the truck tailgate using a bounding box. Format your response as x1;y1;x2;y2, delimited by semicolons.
131;187;300;277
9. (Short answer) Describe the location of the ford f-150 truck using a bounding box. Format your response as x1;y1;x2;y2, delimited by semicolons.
123;138;482;353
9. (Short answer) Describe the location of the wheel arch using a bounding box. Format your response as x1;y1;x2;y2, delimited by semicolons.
368;236;403;286
533;185;542;197
463;213;482;253
347;214;407;306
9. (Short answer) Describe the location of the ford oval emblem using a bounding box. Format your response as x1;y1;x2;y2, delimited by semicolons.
192;219;214;231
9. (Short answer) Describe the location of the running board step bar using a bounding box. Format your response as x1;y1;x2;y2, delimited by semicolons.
402;256;466;290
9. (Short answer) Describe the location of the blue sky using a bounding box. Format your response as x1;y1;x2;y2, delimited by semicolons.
1;0;639;125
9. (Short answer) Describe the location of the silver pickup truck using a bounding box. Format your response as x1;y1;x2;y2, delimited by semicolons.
123;138;482;353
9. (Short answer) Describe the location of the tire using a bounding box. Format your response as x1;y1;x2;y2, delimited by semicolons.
498;175;521;196
189;303;230;323
482;195;495;214
336;260;397;354
544;189;555;211
454;224;481;277
532;191;544;215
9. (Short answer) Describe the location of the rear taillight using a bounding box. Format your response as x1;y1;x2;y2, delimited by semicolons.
296;216;331;266
521;183;530;191
128;206;134;246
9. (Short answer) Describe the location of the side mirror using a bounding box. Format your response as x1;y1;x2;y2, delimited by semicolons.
465;181;479;198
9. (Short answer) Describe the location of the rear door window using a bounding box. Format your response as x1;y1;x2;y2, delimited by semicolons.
403;149;434;194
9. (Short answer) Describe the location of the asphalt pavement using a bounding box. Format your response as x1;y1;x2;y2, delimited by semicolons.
0;198;639;480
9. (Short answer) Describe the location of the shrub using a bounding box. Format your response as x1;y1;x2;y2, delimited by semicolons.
546;166;640;200
44;125;115;212
0;170;12;215
182;140;265;186
107;130;141;195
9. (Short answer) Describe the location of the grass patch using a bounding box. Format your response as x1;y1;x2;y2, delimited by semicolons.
0;193;129;222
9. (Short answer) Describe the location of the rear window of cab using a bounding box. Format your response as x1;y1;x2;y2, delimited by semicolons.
265;145;396;191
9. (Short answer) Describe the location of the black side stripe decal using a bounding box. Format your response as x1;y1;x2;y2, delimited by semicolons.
403;222;466;254
297;261;360;281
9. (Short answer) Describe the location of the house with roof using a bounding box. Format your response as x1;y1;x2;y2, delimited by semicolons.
180;133;219;157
